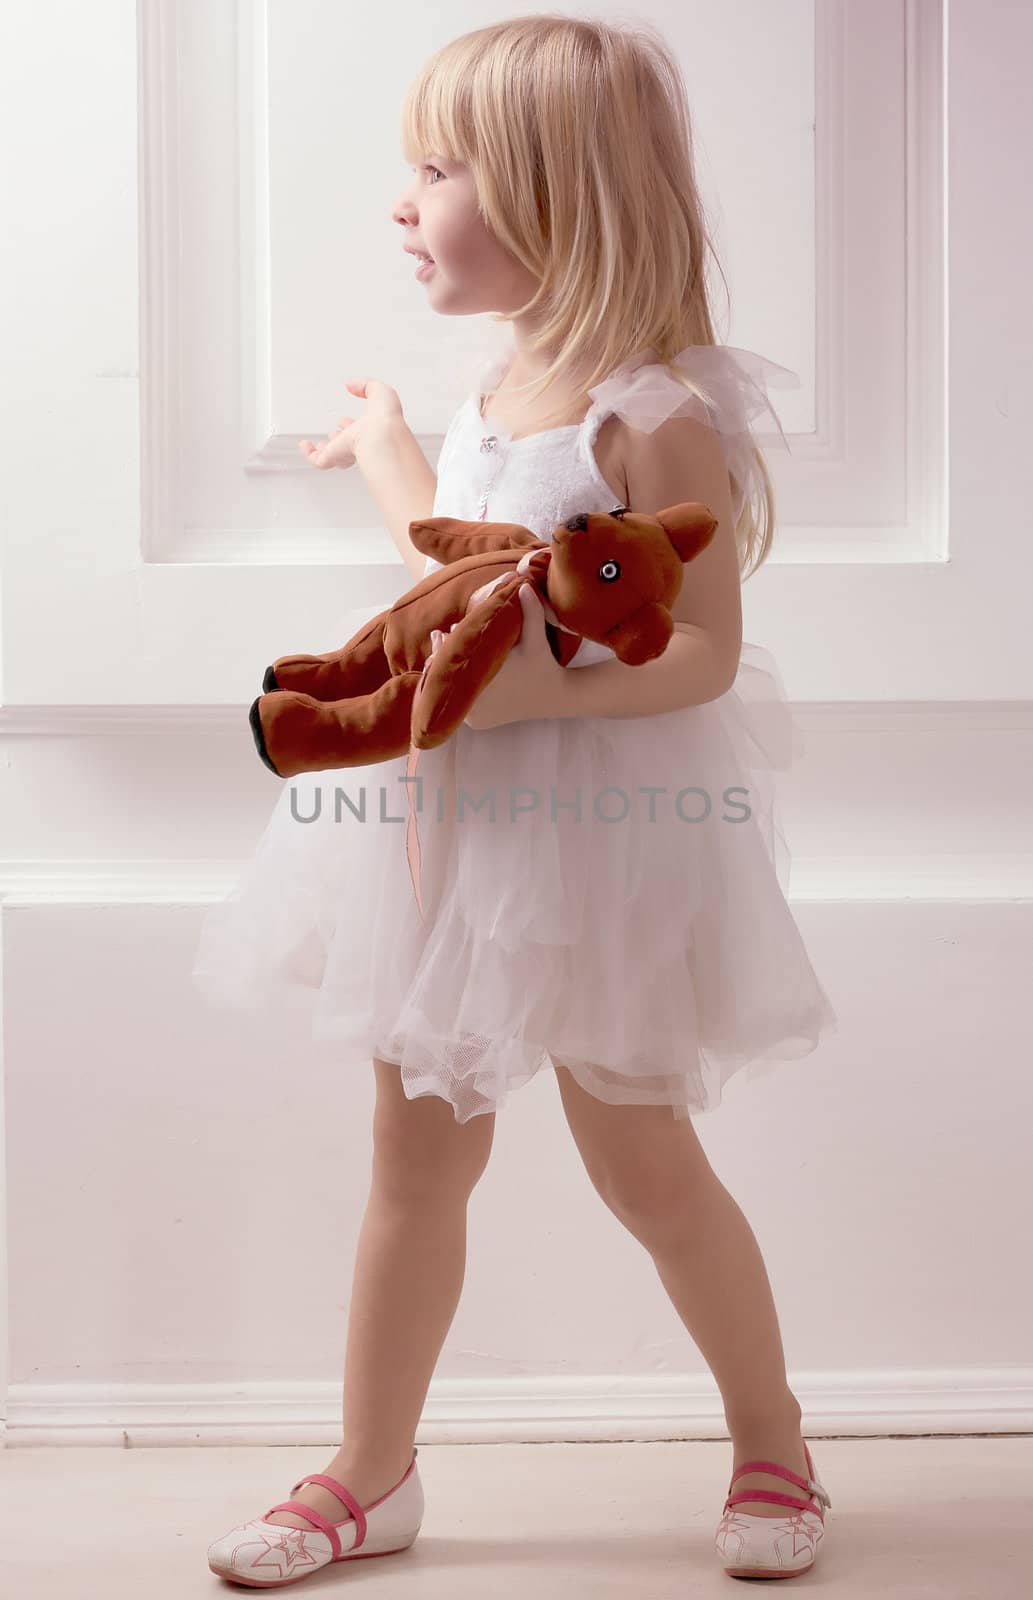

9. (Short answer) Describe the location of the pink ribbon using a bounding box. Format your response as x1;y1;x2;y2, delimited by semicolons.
404;738;426;920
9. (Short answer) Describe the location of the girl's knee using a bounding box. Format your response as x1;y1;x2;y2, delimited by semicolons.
371;1058;495;1202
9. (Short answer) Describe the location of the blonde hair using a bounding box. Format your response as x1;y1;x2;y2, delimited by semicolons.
401;13;780;579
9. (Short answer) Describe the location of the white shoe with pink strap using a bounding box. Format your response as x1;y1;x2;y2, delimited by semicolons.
714;1440;832;1580
207;1451;423;1588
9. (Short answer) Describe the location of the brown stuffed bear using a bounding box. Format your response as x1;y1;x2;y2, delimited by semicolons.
250;500;718;779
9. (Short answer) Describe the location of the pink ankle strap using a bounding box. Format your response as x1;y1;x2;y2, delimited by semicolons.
725;1443;832;1518
725;1485;819;1515
730;1457;811;1494
262;1473;367;1559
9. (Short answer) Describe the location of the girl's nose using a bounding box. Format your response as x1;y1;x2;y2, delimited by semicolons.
391;194;418;227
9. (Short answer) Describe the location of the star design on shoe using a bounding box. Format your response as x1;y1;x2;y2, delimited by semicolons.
715;1505;824;1567
244;1522;322;1577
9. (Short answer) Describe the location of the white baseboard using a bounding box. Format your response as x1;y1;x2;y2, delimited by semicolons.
5;1367;1031;1447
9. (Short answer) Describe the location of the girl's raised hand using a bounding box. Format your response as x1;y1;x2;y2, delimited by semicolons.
298;378;406;470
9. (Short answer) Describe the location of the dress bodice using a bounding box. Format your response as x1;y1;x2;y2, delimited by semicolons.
425;351;638;668
430;349;630;533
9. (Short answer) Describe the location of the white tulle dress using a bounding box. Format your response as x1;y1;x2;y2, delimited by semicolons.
191;337;837;1123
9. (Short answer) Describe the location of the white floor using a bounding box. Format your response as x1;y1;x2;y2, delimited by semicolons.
2;1437;1027;1597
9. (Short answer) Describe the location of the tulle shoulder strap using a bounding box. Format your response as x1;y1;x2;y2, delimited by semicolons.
586;344;800;523
586;343;799;439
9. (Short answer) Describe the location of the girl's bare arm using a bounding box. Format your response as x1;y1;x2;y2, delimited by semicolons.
355;420;437;582
298;379;437;583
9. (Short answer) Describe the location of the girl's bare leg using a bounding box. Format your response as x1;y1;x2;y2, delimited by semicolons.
551;1060;811;1518
267;1057;496;1529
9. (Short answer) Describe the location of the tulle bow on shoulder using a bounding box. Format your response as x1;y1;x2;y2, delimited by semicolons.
586;343;799;435
587;344;800;526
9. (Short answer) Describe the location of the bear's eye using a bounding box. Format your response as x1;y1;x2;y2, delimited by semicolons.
599;559;621;583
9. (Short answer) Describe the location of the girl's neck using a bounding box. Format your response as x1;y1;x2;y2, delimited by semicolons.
479;366;590;431
482;343;590;430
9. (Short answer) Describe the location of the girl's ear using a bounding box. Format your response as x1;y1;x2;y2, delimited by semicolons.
653;501;719;565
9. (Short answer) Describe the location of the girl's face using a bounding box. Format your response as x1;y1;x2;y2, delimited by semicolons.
392;156;537;316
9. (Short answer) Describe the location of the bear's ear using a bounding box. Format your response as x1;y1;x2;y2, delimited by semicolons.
408;517;541;565
653;501;719;565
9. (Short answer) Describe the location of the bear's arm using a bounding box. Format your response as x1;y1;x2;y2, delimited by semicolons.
407;517;542;567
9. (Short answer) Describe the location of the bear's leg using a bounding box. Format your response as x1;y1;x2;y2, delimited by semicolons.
262;615;391;701
249;671;424;779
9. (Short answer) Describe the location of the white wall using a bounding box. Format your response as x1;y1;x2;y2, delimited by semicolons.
1;0;1030;1448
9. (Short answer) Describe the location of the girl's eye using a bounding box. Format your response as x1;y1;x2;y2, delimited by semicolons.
424;165;445;184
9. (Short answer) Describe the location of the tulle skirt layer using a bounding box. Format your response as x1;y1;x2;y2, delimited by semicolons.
191;629;837;1124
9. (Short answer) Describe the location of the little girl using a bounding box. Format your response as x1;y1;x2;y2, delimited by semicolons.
200;15;837;1588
